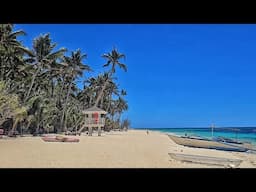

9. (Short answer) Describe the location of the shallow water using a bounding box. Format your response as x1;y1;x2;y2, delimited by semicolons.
137;127;256;146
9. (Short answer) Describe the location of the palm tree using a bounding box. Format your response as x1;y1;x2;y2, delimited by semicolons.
93;48;126;108
102;48;127;75
104;80;119;112
115;97;128;130
77;85;95;109
60;50;91;132
121;119;131;131
1;26;129;137
24;33;66;102
0;81;19;126
0;24;32;56
120;89;127;96
0;24;32;88
9;106;27;136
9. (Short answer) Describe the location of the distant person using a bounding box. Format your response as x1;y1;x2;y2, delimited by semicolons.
147;130;149;135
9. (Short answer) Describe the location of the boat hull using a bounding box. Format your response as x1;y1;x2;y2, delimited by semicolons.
42;136;79;142
169;153;242;167
168;134;247;152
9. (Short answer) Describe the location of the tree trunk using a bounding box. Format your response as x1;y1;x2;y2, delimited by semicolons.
24;66;40;102
9;118;19;136
58;80;65;107
20;121;23;136
51;79;54;97
107;95;111;113
60;81;72;132
64;111;68;132
88;95;92;108
88;126;93;136
25;117;32;133
98;126;101;136
111;114;114;130
0;58;5;81
35;119;40;135
100;96;104;109
117;113;121;131
93;80;108;108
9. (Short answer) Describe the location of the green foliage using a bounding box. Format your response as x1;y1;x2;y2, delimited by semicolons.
121;119;131;130
0;81;19;124
0;24;129;134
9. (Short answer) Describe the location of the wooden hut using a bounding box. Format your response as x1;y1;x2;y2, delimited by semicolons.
81;106;107;136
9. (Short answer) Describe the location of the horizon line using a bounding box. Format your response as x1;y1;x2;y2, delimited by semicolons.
132;126;256;129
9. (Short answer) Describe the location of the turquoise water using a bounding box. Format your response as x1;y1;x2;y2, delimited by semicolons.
137;128;256;146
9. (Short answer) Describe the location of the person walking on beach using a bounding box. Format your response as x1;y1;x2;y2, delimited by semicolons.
146;130;149;135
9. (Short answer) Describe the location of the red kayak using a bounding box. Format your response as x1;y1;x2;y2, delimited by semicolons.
42;136;79;142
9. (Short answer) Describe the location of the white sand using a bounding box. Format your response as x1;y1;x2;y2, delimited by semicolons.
0;130;255;168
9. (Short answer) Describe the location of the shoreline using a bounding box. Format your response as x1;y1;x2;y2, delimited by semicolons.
0;130;256;168
134;128;256;147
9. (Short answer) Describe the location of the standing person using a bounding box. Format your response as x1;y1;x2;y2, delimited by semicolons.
147;130;149;135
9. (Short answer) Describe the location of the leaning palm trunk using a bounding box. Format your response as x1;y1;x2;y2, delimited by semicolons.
60;82;72;132
9;119;19;136
100;97;104;109
64;112;68;132
111;114;115;130
20;121;23;136
51;79;55;97
93;80;108;108
35;116;42;135
117;113;121;131
88;96;92;108
24;66;40;102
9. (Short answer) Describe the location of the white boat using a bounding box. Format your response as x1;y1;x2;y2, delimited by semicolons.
168;134;248;152
169;153;242;167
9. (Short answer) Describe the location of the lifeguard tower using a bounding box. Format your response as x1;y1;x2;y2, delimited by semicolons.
80;106;107;136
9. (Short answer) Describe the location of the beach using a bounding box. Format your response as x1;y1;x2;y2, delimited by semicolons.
0;130;256;168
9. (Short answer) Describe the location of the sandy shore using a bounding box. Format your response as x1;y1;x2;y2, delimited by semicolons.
0;130;256;168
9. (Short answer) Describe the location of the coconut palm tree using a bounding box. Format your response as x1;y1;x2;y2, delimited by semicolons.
24;33;66;102
93;48;126;108
115;97;128;130
60;50;91;132
121;119;131;131
0;24;33;92
1;26;129;136
0;24;32;57
0;81;19;126
102;48;127;74
8;106;27;136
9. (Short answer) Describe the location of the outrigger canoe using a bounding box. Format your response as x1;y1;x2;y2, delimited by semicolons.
168;134;248;152
169;153;242;167
42;135;79;142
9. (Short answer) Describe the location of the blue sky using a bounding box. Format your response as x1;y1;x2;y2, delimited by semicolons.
15;24;256;128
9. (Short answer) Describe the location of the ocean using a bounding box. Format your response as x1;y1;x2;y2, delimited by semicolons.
136;127;256;146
